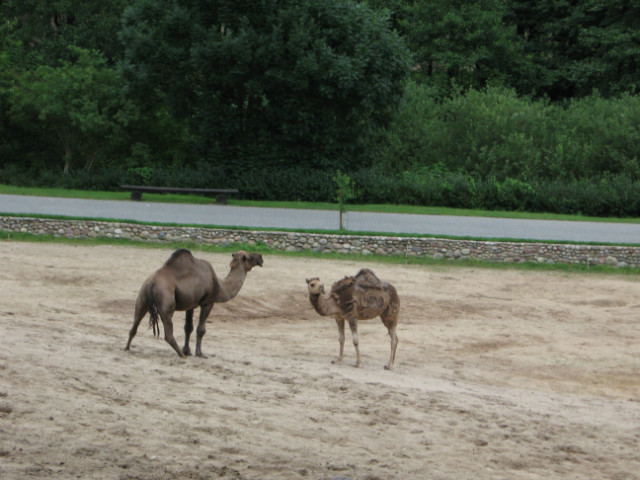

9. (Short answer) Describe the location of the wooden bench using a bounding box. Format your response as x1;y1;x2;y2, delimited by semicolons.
120;185;238;205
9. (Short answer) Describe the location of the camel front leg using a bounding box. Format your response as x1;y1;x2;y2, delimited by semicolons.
332;317;345;365
195;303;214;358
348;317;361;368
385;325;399;370
182;309;194;356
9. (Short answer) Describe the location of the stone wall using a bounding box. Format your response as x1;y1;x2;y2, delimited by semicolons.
2;215;639;268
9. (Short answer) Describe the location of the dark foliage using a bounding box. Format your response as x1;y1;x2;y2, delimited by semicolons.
3;0;640;218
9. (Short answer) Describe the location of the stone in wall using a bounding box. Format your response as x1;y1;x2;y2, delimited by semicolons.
1;216;639;269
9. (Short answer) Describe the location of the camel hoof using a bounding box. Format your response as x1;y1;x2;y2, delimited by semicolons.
384;365;392;370
182;347;192;356
195;353;208;359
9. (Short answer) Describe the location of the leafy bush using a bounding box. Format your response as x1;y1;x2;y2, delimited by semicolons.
374;84;640;182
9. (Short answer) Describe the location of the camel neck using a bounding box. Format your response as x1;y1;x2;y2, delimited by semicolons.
309;293;339;316
215;267;247;302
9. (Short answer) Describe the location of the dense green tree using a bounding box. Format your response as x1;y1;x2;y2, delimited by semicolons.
120;0;411;171
0;19;44;169
364;0;530;96
1;0;132;65
362;0;410;32
0;21;20;161
509;0;640;99
404;0;526;93
366;0;640;99
9;47;138;174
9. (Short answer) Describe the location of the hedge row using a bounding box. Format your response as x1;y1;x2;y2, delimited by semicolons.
3;163;640;218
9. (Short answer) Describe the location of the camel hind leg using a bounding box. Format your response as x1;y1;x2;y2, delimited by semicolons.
348;317;361;368
147;280;184;358
381;309;399;370
125;292;148;351
153;298;183;358
160;313;184;358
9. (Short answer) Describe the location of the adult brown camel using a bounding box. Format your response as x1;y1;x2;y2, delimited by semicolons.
306;268;400;370
125;248;263;357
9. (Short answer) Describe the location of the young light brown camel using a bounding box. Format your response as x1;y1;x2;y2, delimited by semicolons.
306;268;400;370
125;248;263;357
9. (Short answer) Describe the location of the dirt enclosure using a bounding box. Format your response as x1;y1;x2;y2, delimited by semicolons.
1;241;639;480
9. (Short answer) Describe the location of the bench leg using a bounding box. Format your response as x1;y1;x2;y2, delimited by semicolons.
131;190;142;201
215;194;227;205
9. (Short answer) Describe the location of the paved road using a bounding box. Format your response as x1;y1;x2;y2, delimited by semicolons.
2;193;640;244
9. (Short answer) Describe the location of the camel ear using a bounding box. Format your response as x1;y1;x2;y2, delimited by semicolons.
306;278;311;284
230;252;241;268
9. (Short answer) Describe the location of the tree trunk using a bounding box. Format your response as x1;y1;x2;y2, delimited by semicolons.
84;151;97;172
63;144;72;174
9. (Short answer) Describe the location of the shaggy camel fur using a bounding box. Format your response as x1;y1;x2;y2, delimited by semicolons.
307;268;400;370
125;249;263;357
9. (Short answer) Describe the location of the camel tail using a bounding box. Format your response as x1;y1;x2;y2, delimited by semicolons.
147;284;160;337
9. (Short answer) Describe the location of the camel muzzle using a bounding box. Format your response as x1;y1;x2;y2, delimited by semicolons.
252;253;264;267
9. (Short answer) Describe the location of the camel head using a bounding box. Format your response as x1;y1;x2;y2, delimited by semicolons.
230;251;264;272
306;277;325;295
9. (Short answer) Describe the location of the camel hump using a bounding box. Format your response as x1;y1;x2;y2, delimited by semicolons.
354;268;383;289
330;276;356;313
165;248;194;265
354;269;391;314
331;277;356;297
330;276;356;295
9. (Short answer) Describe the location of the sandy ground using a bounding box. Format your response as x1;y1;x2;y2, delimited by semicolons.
1;241;640;480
